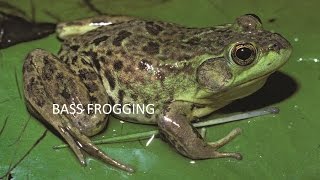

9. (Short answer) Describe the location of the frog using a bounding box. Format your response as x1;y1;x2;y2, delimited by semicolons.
22;14;292;173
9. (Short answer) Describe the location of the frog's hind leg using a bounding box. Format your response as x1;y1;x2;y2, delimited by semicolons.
158;102;242;160
23;49;133;172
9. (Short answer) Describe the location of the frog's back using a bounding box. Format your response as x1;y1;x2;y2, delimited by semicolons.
57;20;228;123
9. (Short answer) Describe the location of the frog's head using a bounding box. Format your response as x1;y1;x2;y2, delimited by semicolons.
196;14;292;103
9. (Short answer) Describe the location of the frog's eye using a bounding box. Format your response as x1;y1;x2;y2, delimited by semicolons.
231;43;256;66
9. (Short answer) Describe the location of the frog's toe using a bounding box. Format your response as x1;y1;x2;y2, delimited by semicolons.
208;128;242;149
209;151;242;160
58;125;87;165
64;123;134;173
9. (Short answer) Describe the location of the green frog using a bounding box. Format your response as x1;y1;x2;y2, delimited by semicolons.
22;14;292;172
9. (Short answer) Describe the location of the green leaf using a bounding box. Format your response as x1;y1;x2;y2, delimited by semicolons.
0;0;319;179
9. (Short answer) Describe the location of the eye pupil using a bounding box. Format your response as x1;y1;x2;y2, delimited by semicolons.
236;47;252;60
231;43;256;66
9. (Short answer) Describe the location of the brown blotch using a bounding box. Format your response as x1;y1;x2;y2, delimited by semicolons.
78;69;98;80
145;21;164;35
92;35;109;46
42;56;57;81
71;56;77;64
70;45;80;51
113;60;123;71
118;90;125;105
85;82;98;93
60;86;71;100
142;41;160;55
112;30;132;46
104;71;115;90
89;96;98;103
92;58;101;71
106;50;112;56
83;49;97;62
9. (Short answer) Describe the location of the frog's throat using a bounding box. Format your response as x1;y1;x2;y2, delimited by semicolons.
200;73;270;109
224;72;270;100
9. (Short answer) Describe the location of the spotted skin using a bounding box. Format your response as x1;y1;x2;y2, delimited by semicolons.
23;14;292;172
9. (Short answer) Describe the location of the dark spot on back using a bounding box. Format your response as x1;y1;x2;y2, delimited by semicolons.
106;50;112;56
72;56;77;64
113;60;123;71
145;21;164;35
92;58;101;71
92;35;109;45
89;96;98;103
70;45;80;51
85;82;98;93
112;30;132;46
118;90;125;105
61;86;71;100
104;71;115;90
78;69;98;80
83;49;98;65
142;41;160;55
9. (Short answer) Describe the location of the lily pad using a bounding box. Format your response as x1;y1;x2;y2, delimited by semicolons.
0;0;319;179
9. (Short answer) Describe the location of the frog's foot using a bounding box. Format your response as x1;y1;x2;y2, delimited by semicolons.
158;102;242;160
23;49;134;172
26;101;87;164
62;121;134;173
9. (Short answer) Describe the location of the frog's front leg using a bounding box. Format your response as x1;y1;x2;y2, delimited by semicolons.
23;49;133;172
158;101;242;160
57;15;136;40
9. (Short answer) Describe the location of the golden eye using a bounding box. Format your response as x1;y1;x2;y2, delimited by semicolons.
231;43;256;66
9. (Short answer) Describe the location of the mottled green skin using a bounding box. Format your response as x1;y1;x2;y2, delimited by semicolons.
57;16;291;124
22;14;292;172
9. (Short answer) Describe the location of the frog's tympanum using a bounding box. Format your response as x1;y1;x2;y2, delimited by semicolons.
22;14;292;172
